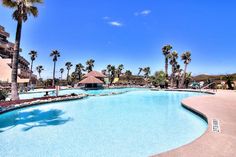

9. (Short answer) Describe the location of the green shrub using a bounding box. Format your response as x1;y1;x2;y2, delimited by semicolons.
0;89;8;101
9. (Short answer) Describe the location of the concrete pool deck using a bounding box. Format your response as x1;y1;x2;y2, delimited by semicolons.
152;90;236;157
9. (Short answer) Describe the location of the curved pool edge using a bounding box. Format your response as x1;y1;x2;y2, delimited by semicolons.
151;90;236;157
0;90;142;115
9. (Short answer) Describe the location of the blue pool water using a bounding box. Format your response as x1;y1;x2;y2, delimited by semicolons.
19;88;147;99
0;90;207;157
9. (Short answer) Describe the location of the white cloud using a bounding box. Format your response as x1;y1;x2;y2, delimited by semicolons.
141;10;151;15
103;16;110;20
135;10;151;16
108;21;123;27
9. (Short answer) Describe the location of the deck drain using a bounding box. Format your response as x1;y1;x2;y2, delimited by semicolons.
212;119;221;133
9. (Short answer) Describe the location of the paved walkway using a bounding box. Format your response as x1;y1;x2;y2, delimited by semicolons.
152;90;236;157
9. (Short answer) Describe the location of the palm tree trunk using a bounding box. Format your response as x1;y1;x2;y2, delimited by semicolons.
61;73;63;80
180;64;187;88
165;57;168;78
67;70;70;82
170;66;174;87
29;60;33;85
11;20;22;100
39;72;41;79
52;61;56;87
78;72;81;81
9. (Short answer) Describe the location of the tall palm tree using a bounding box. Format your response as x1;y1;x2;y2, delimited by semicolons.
60;68;64;80
106;64;112;81
162;44;172;79
117;64;124;78
75;63;84;81
143;67;151;78
110;65;116;84
36;65;44;79
138;67;143;75
169;51;178;87
107;64;112;75
28;50;37;85
180;51;191;88
86;59;95;72
2;0;43;100
65;62;73;82
50;50;60;87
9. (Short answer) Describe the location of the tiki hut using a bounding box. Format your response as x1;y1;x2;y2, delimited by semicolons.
84;71;106;79
79;76;104;89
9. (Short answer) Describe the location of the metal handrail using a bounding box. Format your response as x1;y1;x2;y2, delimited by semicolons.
201;82;215;89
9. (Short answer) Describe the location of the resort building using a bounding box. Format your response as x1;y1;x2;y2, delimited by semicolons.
0;25;36;84
79;71;106;88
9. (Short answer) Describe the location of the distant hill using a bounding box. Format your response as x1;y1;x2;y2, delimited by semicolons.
193;73;236;81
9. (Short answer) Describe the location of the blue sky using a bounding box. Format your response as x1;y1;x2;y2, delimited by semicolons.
0;0;236;79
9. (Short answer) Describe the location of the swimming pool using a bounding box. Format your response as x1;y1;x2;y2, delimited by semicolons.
0;90;207;157
19;88;148;99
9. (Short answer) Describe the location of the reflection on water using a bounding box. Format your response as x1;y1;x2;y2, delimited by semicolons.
0;109;72;132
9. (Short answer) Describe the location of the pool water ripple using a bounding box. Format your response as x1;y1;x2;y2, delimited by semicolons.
0;90;207;157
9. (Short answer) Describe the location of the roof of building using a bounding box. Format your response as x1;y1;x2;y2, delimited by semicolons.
84;71;106;78
0;25;10;37
79;76;104;84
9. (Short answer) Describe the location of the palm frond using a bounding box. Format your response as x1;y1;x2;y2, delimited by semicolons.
29;0;43;4
2;0;17;8
28;6;38;17
12;10;19;20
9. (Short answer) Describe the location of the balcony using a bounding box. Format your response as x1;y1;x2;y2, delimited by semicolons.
18;68;37;79
0;30;10;38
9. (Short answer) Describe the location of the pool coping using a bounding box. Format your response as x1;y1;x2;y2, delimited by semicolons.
2;89;235;157
0;91;132;114
151;90;236;157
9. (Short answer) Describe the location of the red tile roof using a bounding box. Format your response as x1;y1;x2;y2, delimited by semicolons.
84;71;106;78
79;76;104;84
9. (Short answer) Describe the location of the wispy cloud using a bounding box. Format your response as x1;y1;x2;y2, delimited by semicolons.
103;16;110;20
102;16;123;27
134;10;151;16
108;21;123;27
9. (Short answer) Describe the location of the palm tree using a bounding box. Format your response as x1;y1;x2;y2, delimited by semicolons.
101;69;107;75
117;64;124;78
107;64;112;75
125;70;132;82
174;64;182;88
143;67;151;79
36;65;44;79
86;59;95;72
106;64;112;82
65;62;73;82
169;51;178;87
70;72;77;86
2;0;43;100
180;51;191;88
50;50;60;87
162;45;172;79
184;72;192;88
60;68;64;80
28;50;37;85
75;63;84;81
224;74;234;90
110;65;116;84
138;67;143;75
152;70;166;88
